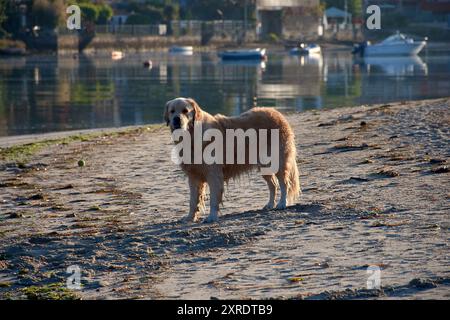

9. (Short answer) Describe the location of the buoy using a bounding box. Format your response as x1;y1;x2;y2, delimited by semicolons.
143;60;152;68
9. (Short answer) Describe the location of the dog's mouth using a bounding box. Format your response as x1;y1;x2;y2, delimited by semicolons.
170;123;184;133
170;121;192;132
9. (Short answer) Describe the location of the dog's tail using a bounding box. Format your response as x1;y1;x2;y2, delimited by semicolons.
287;150;301;204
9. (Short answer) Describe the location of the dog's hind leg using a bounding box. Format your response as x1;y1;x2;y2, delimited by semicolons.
205;168;224;223
262;174;278;210
185;176;206;222
275;171;288;210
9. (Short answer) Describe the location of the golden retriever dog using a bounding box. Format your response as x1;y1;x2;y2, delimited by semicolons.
164;97;300;223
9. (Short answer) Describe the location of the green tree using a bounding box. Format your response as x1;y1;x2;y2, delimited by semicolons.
69;1;113;25
32;0;65;29
163;4;179;22
349;0;362;18
77;3;99;24
126;6;164;24
0;0;7;36
163;3;179;35
97;4;113;25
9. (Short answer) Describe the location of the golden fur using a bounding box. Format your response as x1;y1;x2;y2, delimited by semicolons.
164;97;300;223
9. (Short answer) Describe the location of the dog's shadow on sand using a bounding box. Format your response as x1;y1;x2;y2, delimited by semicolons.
0;202;333;292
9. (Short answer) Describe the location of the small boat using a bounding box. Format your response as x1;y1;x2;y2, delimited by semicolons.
219;48;267;61
352;32;427;57
289;43;321;55
169;46;194;54
111;51;124;60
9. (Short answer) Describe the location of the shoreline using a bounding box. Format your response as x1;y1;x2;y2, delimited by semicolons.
0;96;448;149
3;40;450;58
0;125;148;149
0;97;448;300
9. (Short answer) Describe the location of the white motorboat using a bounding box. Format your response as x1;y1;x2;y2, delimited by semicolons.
290;43;321;55
352;32;427;56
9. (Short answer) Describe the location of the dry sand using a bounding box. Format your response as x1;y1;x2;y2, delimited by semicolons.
0;98;449;300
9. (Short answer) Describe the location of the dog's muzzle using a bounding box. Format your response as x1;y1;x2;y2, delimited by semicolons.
172;116;181;130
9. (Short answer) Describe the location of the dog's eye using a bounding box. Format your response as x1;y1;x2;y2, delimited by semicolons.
182;108;189;114
170;110;175;114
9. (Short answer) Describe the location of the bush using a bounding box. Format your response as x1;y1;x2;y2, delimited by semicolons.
267;33;280;43
126;14;153;25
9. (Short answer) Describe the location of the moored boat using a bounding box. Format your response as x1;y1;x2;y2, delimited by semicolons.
352;32;427;57
289;43;321;55
169;46;194;54
219;48;267;60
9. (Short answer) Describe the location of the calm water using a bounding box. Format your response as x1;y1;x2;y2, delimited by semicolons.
0;49;449;136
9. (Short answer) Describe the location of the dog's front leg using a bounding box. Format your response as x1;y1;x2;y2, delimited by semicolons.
262;174;278;210
205;168;224;223
184;176;205;222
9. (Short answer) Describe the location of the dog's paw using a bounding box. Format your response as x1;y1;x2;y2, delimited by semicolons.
275;201;287;210
203;215;218;224
181;214;200;223
263;202;275;210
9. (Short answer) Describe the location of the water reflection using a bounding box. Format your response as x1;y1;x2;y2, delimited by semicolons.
360;56;428;76
220;60;267;70
0;50;449;136
257;54;324;110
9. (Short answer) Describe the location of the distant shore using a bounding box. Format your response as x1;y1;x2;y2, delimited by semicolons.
0;39;354;56
0;97;448;299
3;40;450;58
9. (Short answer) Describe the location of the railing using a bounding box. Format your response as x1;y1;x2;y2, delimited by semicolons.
58;20;255;38
95;24;167;36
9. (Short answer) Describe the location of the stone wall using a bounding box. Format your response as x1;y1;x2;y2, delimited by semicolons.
282;7;320;40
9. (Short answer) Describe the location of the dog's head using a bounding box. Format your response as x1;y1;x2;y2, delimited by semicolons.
164;97;202;132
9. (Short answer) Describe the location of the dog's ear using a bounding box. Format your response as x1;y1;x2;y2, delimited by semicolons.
186;98;202;122
163;101;170;126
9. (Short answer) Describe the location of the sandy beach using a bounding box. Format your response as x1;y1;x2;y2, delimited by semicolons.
0;98;448;300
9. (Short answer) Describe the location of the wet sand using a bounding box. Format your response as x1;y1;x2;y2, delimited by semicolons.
0;98;449;300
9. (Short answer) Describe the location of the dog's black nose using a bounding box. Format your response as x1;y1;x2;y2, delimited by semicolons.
173;116;181;129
